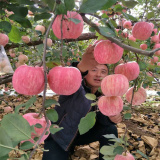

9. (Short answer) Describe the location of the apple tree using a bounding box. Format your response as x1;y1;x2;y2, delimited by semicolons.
0;0;160;159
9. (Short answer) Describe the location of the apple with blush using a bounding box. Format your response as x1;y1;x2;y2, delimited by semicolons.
114;61;140;81
114;152;135;160
23;113;51;144
12;65;45;95
98;96;123;116
132;22;152;40
101;74;129;97
94;40;124;64
125;87;147;106
0;33;9;46
48;66;82;95
52;11;83;39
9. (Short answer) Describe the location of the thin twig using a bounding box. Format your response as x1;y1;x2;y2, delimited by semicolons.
29;9;57;160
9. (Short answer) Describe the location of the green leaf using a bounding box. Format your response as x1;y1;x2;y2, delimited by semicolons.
8;6;28;18
99;26;116;38
102;156;115;160
15;96;37;113
109;20;117;28
20;141;34;150
34;12;52;21
0;21;12;33
91;102;97;106
45;99;59;108
46;109;58;122
157;92;160;96
0;127;13;157
0;155;9;160
68;18;81;24
137;150;149;160
146;12;155;19
114;4;124;12
1;113;32;142
64;0;75;11
78;112;96;135
85;93;96;100
100;145;115;156
113;146;124;154
122;12;137;21
56;3;67;15
138;61;147;71
41;0;56;10
15;0;34;5
124;113;132;119
79;0;109;13
8;26;21;43
9;15;32;28
128;40;140;49
103;134;117;139
101;0;118;10
49;124;63;134
121;0;138;8
35;123;42;128
123;106;131;110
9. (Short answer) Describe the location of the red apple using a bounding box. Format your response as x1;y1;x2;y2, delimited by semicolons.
132;22;152;40
140;44;148;50
94;40;124;64
35;25;45;35
153;43;160;56
157;62;160;66
48;66;82;95
150;56;159;63
52;11;83;39
22;36;30;44
128;35;136;42
153;28;158;34
101;74;129;97
12;65;45;95
0;33;9;46
43;38;52;47
15;62;25;68
23;113;51;144
123;21;132;29
98;96;123;116
149;22;154;29
151;35;159;43
18;54;28;63
114;152;135;160
125;87;147;106
10;52;16;58
114;61;140;81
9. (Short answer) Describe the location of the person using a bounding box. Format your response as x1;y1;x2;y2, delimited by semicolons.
42;44;122;160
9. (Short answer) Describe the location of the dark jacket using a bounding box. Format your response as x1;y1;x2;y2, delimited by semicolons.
51;63;115;151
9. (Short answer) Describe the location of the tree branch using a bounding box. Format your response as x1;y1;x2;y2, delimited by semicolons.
4;33;97;51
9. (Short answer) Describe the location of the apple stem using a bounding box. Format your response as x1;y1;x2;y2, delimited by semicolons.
60;15;65;67
29;4;57;160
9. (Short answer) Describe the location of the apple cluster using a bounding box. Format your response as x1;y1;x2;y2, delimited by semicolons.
94;39;147;116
